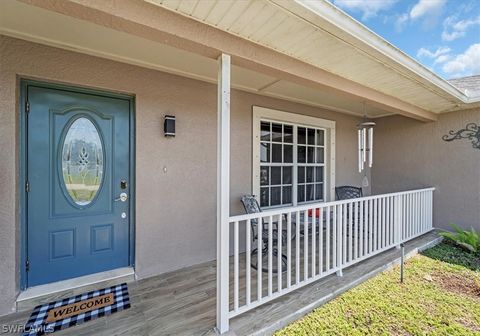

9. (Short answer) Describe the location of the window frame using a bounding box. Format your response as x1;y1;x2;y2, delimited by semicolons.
252;106;336;208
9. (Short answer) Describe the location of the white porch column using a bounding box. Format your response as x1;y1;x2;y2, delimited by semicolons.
217;53;231;334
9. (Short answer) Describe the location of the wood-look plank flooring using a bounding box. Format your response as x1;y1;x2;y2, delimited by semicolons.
0;231;440;336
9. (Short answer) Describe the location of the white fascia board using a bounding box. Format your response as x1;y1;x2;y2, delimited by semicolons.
288;0;477;104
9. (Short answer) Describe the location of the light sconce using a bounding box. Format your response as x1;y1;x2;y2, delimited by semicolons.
164;115;175;137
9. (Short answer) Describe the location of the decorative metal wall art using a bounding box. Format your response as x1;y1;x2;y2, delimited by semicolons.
442;123;480;149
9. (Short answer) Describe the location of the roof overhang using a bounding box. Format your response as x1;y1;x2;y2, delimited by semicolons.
2;0;476;121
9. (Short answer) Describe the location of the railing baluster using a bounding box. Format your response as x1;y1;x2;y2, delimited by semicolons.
296;211;300;284
389;196;392;244
312;207;316;277
385;197;389;247
421;192;424;233
319;207;324;276
368;199;373;254
257;215;262;301
428;191;434;229
381;197;388;249
268;215;273;297
304;210;309;280
337;204;343;275
348;202;353;262
422;191;426;233
354;201;358;260
382;197;386;249
246;219;251;306
287;212;292;289
403;195;406;240
343;203;347;264
326;206;331;271
418;192;422;234
413;192;417;236
234;221;239;312
359;200;364;258
410;193;414;238
425;191;429;230
277;214;282;293
374;198;378;252
332;205;337;269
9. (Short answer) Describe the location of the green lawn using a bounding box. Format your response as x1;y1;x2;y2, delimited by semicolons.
275;242;480;336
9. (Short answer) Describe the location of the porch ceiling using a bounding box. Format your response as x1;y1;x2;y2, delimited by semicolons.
147;0;480;114
0;0;389;118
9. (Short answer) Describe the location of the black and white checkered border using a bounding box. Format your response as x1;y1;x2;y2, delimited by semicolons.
23;283;130;336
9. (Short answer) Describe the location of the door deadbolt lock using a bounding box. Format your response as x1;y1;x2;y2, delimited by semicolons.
120;180;128;190
115;192;128;202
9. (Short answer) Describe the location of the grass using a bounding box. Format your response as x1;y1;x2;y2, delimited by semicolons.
275;242;480;336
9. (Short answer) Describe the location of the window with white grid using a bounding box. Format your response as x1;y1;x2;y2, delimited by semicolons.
253;107;335;209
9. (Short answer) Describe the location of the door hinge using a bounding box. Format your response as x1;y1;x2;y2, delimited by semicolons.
25;101;30;113
25;181;30;193
25;259;30;272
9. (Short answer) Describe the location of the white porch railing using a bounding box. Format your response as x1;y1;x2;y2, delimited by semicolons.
222;187;434;323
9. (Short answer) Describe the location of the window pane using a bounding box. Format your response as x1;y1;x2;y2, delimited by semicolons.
272;143;282;162
271;187;281;206
282;166;292;184
260;166;269;186
316;129;325;146
284;125;293;143
315;167;324;183
306;167;314;183
316;147;324;163
272;123;283;142
284;144;293;163
271;167;281;185
306;184;314;201
298;166;305;183
315;183;323;200
307;128;315;145
260;187;269;207
298;185;305;202
298;145;306;163
260;143;270;163
298;127;306;144
307;147;315;163
261;122;270;141
282;186;292;204
62;117;104;206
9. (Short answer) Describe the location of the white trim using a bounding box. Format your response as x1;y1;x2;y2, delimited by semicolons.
252;106;335;205
283;0;478;103
16;267;134;305
216;53;230;334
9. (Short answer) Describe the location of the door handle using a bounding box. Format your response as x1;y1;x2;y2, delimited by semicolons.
115;192;128;202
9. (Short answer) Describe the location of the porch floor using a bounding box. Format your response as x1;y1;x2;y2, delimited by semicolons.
0;231;440;336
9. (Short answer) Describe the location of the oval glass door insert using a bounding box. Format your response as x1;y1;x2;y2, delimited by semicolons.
61;117;104;206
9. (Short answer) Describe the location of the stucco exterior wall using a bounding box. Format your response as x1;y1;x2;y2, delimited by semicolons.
372;110;480;232
0;35;365;316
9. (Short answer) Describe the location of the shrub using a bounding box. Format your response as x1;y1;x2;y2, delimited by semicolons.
439;224;480;253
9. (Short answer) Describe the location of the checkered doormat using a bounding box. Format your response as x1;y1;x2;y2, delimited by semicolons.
23;283;130;335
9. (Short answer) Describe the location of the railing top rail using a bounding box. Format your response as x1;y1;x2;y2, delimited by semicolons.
229;187;435;222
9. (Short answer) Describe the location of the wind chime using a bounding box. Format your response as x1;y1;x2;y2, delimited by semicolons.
358;103;375;173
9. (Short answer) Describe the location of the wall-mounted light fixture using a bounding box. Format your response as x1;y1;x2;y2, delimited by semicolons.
164;115;175;137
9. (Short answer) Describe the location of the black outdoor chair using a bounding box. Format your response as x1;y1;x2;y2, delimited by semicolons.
241;195;289;273
335;186;366;236
335;186;363;200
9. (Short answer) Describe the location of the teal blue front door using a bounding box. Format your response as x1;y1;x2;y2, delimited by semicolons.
25;83;132;287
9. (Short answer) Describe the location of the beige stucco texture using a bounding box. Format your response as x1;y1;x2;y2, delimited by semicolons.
372;110;480;232
0;35;366;315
